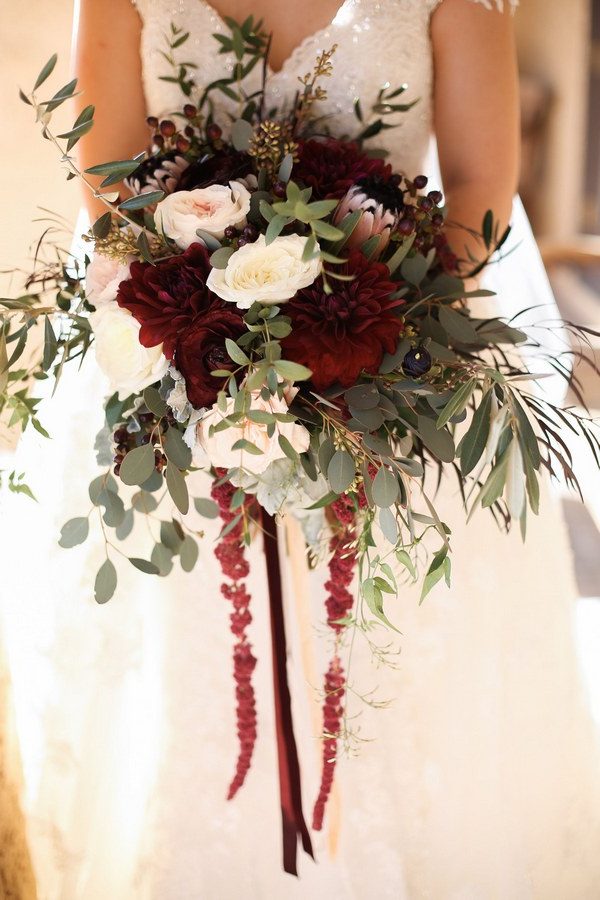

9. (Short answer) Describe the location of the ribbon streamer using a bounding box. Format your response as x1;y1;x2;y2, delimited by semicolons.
262;510;314;875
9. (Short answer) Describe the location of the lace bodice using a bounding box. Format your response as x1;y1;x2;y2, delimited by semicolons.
133;0;517;176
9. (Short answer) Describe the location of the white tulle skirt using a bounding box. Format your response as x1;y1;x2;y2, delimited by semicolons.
2;198;600;899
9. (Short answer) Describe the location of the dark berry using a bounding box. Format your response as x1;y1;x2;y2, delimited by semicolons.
419;197;434;212
390;173;403;187
183;104;197;119
272;181;287;198
207;123;222;141
176;135;191;153
413;175;428;190
397;218;415;236
113;427;128;444
224;225;238;240
428;190;443;205
402;346;432;378
141;434;152;445
159;119;176;137
139;412;155;424
146;116;158;129
184;124;194;138
237;237;248;247
242;223;258;241
153;134;165;148
113;463;121;476
432;213;444;228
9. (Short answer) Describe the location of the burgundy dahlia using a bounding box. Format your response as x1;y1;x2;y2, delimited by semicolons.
174;305;245;409
281;251;405;390
117;242;217;359
294;138;392;200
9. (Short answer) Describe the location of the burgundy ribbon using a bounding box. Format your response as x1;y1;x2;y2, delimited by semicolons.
262;510;314;876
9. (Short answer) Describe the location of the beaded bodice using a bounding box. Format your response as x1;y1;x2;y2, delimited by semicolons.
132;0;515;175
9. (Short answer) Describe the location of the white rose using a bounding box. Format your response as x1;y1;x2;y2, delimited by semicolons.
190;389;310;474
86;253;133;307
91;305;168;399
206;234;321;309
154;181;251;249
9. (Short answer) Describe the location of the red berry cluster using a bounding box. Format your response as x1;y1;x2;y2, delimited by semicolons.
312;495;358;831
210;470;258;800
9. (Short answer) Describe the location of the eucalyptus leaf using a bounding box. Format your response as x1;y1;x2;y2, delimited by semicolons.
59;517;89;548
327;449;355;494
119;444;156;486
94;558;117;604
160;520;184;552
131;491;158;515
210;246;236;268
372;466;399;507
274;360;312;381
143;385;168;417
163;427;192;469
151;543;174;576
439;305;480;344
194;497;219;518
180;535;199;572
378;506;399;543
195;229;222;251
344;383;380;410
102;490;126;527
231;117;254;151
129;557;160;575
278;153;294;182
166;463;189;514
401;253;429;286
225;337;250;366
115;507;135;540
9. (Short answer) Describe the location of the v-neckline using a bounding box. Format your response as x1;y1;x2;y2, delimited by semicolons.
197;0;352;76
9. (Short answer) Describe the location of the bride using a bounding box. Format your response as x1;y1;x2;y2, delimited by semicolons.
3;0;600;896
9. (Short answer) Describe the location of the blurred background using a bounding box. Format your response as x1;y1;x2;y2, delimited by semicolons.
0;1;599;896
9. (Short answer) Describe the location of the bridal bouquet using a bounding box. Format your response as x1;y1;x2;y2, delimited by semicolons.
4;18;599;833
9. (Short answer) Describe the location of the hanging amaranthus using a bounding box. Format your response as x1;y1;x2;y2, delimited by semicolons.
312;493;359;830
211;470;258;800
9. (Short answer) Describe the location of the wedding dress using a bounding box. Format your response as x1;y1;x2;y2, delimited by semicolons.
2;0;600;897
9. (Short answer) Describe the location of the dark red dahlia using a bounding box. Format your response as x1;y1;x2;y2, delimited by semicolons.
117;242;217;359
294;138;392;200
174;306;245;409
281;251;405;390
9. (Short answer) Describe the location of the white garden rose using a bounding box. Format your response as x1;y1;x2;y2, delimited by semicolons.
86;253;133;307
154;181;251;249
189;388;310;474
90;305;168;399
206;234;322;309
